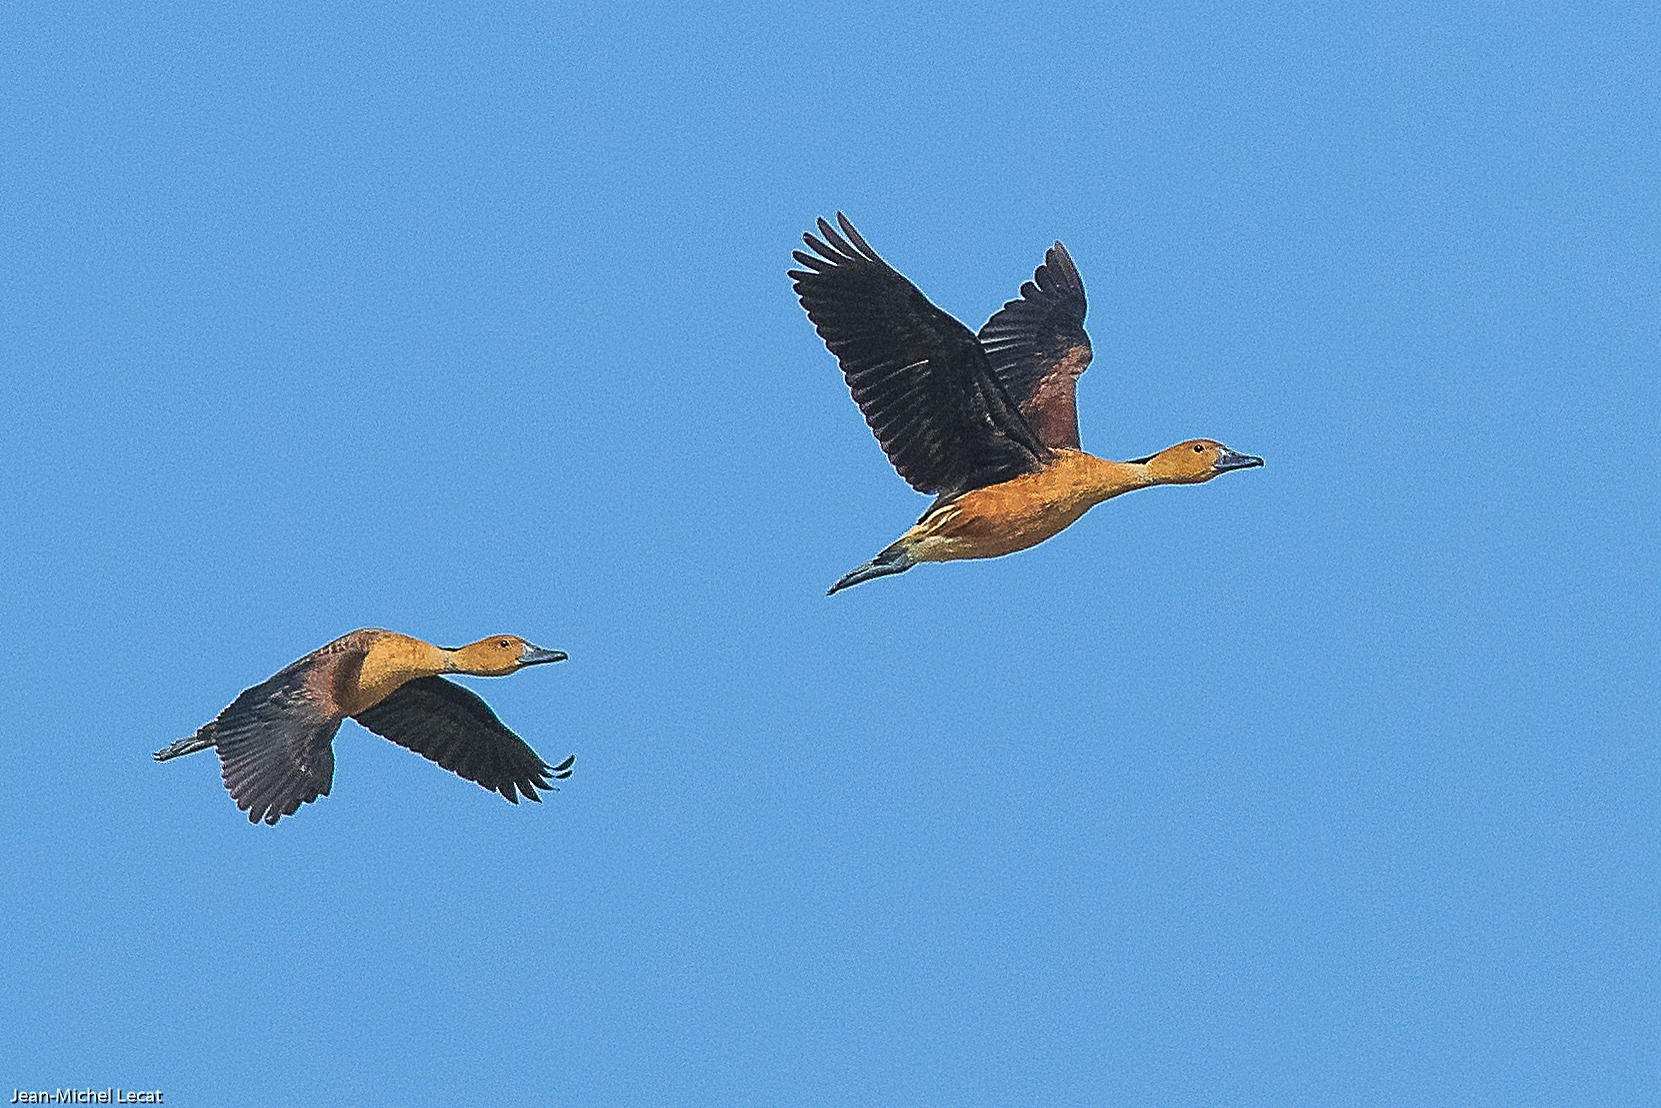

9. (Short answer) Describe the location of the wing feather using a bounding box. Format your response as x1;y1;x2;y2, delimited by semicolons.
977;242;1093;450
354;676;571;804
203;655;347;826
791;213;1047;498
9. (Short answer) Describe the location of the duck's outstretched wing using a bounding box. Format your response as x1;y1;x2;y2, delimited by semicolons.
790;213;1048;500
977;242;1092;450
354;676;572;804
198;652;352;826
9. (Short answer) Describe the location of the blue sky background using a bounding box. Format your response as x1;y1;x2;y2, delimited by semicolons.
3;2;1657;1104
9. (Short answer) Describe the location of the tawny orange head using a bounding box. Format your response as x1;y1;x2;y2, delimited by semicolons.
450;635;568;676
1142;439;1264;484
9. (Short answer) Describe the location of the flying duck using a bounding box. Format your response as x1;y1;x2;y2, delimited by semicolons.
156;629;574;824
790;213;1263;593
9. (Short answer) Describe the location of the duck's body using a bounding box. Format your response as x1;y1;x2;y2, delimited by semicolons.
789;214;1263;594
903;449;1143;563
156;629;574;825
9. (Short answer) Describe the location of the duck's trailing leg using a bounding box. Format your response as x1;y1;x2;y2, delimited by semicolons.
155;724;217;761
828;539;917;595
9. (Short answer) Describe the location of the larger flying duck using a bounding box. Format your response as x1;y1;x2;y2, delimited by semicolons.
790;213;1263;594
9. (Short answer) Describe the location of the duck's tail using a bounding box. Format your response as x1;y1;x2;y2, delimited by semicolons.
828;540;917;595
154;724;217;762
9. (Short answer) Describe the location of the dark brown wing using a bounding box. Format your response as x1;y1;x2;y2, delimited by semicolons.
790;213;1048;499
204;652;352;826
353;676;572;804
977;242;1093;450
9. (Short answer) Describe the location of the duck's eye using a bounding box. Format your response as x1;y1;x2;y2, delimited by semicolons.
499;640;510;648
1194;444;1204;453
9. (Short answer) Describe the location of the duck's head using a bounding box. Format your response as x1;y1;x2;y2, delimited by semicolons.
450;636;568;676
1138;439;1263;484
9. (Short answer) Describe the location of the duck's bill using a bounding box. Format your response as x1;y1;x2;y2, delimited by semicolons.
519;645;569;666
1214;448;1264;472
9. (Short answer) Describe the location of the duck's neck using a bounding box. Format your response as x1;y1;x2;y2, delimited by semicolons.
1068;450;1158;508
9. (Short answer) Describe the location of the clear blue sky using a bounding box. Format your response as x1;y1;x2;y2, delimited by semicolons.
3;2;1656;1105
